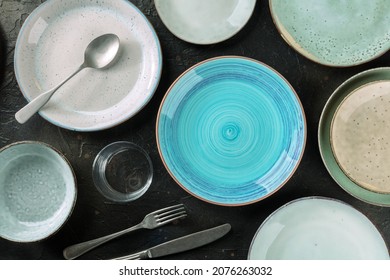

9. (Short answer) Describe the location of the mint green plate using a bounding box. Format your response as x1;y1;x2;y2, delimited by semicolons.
269;0;390;67
248;197;389;259
319;68;390;206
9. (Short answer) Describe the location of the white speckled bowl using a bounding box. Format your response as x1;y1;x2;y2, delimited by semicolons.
14;0;162;131
0;141;77;242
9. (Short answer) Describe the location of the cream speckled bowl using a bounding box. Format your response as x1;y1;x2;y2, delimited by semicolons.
331;81;390;194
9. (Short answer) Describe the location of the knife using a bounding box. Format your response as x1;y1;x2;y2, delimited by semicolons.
112;223;231;260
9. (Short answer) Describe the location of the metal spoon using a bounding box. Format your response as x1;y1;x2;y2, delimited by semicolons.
15;33;120;124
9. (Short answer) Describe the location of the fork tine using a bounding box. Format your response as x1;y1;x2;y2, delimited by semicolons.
151;204;184;215
156;213;187;226
155;206;186;218
156;210;187;222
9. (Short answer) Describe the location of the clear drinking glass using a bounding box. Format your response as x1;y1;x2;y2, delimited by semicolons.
92;141;153;202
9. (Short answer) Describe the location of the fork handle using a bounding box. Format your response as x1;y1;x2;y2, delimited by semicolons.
63;223;143;260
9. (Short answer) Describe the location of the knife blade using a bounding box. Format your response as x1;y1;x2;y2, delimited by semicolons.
113;223;231;260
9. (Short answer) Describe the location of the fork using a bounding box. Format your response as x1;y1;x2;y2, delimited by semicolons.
63;204;187;260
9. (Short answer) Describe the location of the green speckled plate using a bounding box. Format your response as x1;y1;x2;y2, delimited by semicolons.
319;68;390;206
269;0;390;67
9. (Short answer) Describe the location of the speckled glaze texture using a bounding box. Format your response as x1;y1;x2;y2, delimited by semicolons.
157;57;306;206
319;68;390;206
248;197;390;260
0;142;76;242
14;0;162;131
155;0;256;44
332;81;390;194
269;0;390;66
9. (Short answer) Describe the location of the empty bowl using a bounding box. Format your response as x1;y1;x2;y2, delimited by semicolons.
92;141;153;202
0;141;77;242
14;0;162;131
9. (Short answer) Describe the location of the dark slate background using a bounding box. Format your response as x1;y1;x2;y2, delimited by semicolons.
0;0;389;259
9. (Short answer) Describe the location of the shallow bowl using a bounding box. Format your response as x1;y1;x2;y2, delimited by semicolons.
14;0;162;131
0;141;77;242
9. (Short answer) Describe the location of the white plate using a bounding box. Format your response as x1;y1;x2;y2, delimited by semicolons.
248;197;389;259
155;0;256;45
15;0;162;131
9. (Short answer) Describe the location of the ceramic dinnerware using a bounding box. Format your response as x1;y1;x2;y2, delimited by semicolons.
157;56;306;206
248;197;389;259
331;80;390;195
0;141;77;242
155;0;256;45
14;0;162;131
319;67;390;206
269;0;390;67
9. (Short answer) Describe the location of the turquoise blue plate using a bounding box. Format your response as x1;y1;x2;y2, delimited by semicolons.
157;57;306;206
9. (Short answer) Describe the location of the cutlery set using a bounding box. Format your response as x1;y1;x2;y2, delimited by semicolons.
63;204;230;260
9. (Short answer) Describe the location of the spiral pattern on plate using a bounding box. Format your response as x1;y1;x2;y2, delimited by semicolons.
157;57;306;205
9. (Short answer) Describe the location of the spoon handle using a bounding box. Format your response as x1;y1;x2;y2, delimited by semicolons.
15;64;85;124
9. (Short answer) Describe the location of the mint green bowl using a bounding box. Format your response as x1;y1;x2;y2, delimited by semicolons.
319;68;390;206
0;141;77;242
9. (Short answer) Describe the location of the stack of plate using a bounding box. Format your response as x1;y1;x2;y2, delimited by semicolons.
319;68;390;206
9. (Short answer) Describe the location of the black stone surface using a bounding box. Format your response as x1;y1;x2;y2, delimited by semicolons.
0;0;389;260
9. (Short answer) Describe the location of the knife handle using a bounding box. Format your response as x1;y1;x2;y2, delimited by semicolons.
113;250;149;260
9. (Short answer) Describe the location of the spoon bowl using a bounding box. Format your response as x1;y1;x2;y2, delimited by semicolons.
84;33;120;69
15;33;121;124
